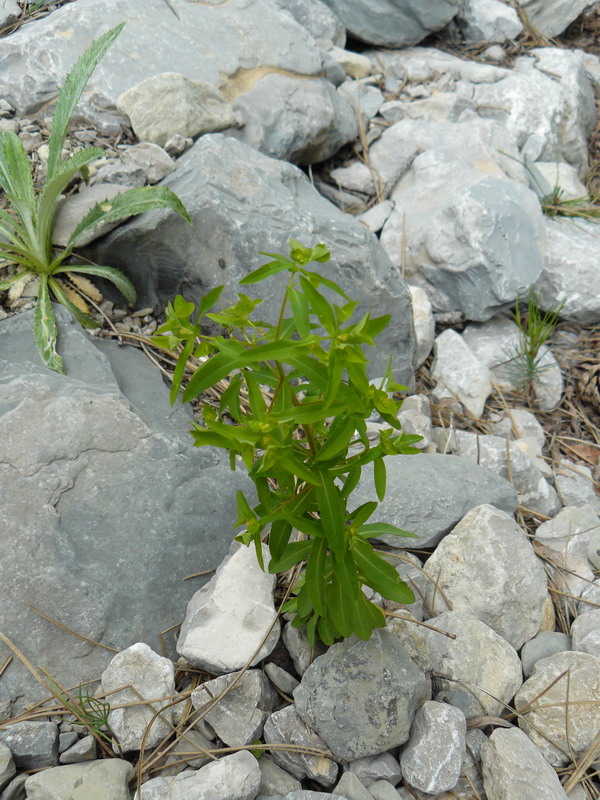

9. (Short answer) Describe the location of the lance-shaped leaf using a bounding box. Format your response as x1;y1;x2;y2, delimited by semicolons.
305;537;328;617
239;257;292;285
48;277;98;330
357;522;418;539
268;540;313;573
351;593;386;640
53;264;136;305
66;185;191;250
352;538;415;604
0;131;36;233
315;471;345;554
34;275;64;373
373;456;386;501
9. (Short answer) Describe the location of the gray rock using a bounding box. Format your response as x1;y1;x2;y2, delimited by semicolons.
0;0;19;30
350;453;517;549
52;183;130;247
133;750;261;800
578;579;600;616
263;705;338;787
0;688;12;725
23;759;133;800
293;630;431;760
319;0;460;47
59;735;96;764
571;610;600;658
330;48;373;80
431;329;492;418
421;611;523;718
0;306;255;706
0;744;15;793
101;642;175;752
117;73;239;147
424;504;550;649
488;407;546;450
191;670;276;747
120;142;175;185
400;701;466;794
177;541;280;673
519;0;591;37
356;201;394;235
368;782;404;800
272;0;346;47
0;774;27;800
408;286;434;367
521;631;572;678
456;0;523;42
515;651;600;766
535;218;600;325
282;623;326;677
264;663;299;696
334;771;374;800
258;756;302;797
396;395;432;451
90;160;146;188
284;794;348;800
338;80;383;125
481;727;569;800
0;722;57;770
86;134;416;386
532;161;589;202
554;461;600;514
160;728;214;777
58;733;78;755
343;752;402;788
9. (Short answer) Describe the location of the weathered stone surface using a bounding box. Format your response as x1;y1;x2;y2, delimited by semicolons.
101;643;175;752
423;504;550;649
519;0;591;37
396;395;432;451
455;0;523;42
400;701;466;794
0;0;19;29
481;727;569;800
334;771;374;800
264;663;299;696
0;306;255;706
320;0;460;47
263;705;338;787
0;743;15;793
119;142;175;185
52;183;129;247
0;0;353;161
23;759;133;800
117;74;239;147
282;622;327;676
431;329;492;418
133;750;261;800
351;453;517;549
191;670;276;747
161;729;214;777
258;755;302;798
571;610;600;658
521;631;572;678
408;286;435;367
0;722;57;770
420;611;523;717
87;134;416;385
177;541;280;673
515;651;600;766
294;630;431;760
272;0;346;47
343;752;402;788
59;735;96;765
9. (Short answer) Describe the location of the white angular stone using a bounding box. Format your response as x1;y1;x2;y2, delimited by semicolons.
535;505;599;596
397;395;432;450
400;701;466;794
24;759;133;800
554;461;600;513
330;47;373;79
481;727;569;800
488;407;546;450
0;721;58;770
519;0;590;37
133;750;261;800
408;286;435;367
0;742;15;793
101;643;175;752
120;142;175;185
571;610;600;658
424;504;550;649
533;161;589;201
420;611;523;717
177;542;280;673
515;651;600;766
456;0;523;43
343;752;402;788
356;200;394;234
431;330;492;418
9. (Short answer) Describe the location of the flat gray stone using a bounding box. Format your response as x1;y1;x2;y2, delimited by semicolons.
258;756;302;798
0;744;15;793
23;759;133;800
423;504;550;649
334;771;373;800
456;0;523;42
431;329;492;418
86;134;416;386
343;753;402;788
0;722;57;770
293;630;431;760
519;0;590;37
0;306;255;707
521;631;572;678
350;453;517;549
571;610;600;658
272;0;346;47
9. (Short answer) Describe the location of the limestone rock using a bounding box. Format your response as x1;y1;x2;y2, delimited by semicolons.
23;760;133;800
0;743;15;793
343;752;402;788
272;0;346;48
455;0;523;42
408;286;435;367
423;504;550;649
521;631;572;678
293;630;431;760
515;651;600;766
0;722;57;770
258;755;302;798
519;0;591;37
52;183;129;247
571;610;600;658
120;142;175;185
431;329;492;418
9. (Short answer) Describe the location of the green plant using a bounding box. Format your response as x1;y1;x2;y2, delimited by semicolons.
0;23;190;372
153;241;421;646
504;288;564;399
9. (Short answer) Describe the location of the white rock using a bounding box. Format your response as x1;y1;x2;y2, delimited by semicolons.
177;542;280;673
356;200;394;234
431;330;491;418
533;161;589;201
101;643;175;752
400;701;466;794
571;610;600;658
488;407;546;450
0;0;19;29
519;0;591;37
120;142;175;185
343;752;402;788
535;505;599;596
330;47;373;80
408;286;435;367
133;750;261;800
456;0;523;43
554;461;600;514
481;727;569;799
577;579;600;616
24;759;133;800
397;395;432;450
423;504;550;649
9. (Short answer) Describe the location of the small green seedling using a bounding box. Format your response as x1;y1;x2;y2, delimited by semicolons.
153;241;421;645
0;23;190;372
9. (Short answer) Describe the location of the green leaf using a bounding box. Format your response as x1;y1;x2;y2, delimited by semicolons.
305;537;328;616
309;271;349;301
183;353;240;402
0;131;36;235
327;552;358;638
351;593;386;640
219;372;243;422
352;538;415;604
239;258;291;285
66;186;191;249
268;540;313;573
309;243;331;263
47;24;125;181
348;501;378;528
373;457;386;502
235;490;257;527
34;276;64;373
357;522;418;539
169;337;195;404
279;452;322;487
315;472;345;555
268;518;293;563
340;465;361;499
322;349;345;410
314;416;356;463
0;269;31;292
288;287;310;339
197;284;225;318
278;511;325;539
190;427;235;449
55;264;136;305
244;370;268;421
47;277;98;329
299;275;336;334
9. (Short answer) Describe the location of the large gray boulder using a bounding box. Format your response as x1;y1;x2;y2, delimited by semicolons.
520;0;591;38
349;454;517;549
0;0;356;163
320;0;460;47
87;134;416;385
0;306;255;707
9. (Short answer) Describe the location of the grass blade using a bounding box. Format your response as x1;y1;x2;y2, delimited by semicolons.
47;24;125;181
0;131;36;235
34;275;64;373
54;264;136;305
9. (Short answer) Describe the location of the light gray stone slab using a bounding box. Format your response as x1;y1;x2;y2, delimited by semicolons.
0;722;57;771
456;0;523;42
258;756;302;798
23;759;133;800
343;752;402;788
535;505;599;597
0;744;15;794
431;329;492;418
571;610;600;658
519;0;590;37
521;631;572;678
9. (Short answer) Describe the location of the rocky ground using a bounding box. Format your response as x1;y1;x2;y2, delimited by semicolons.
0;1;600;800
